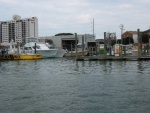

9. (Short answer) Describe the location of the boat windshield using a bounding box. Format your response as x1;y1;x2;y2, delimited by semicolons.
33;45;41;49
24;47;32;50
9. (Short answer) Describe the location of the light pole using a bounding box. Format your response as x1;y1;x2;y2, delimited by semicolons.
149;27;150;46
119;24;125;44
91;18;95;39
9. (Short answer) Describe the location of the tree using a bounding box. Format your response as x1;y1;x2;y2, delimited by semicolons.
117;39;121;44
141;34;149;43
111;40;116;46
55;33;74;36
45;39;53;44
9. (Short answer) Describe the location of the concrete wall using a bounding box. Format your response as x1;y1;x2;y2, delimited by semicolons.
39;34;95;49
133;34;138;43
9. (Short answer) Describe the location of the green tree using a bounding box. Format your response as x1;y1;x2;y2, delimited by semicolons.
117;39;121;44
141;34;149;43
55;33;74;36
111;40;116;46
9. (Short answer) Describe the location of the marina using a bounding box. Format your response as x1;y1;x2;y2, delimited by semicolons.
0;1;150;112
76;55;150;61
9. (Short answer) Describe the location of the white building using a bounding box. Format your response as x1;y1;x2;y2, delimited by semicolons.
0;15;38;44
0;22;9;42
39;34;95;50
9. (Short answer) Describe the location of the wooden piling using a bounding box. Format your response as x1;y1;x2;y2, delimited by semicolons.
137;29;141;58
89;46;91;56
35;43;37;54
17;42;20;59
104;32;107;59
75;33;78;58
82;35;84;56
120;45;123;59
71;43;72;57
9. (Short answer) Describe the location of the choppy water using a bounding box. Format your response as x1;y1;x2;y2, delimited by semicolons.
0;58;150;113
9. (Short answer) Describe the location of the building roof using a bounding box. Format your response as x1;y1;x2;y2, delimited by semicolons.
126;31;137;34
142;29;150;34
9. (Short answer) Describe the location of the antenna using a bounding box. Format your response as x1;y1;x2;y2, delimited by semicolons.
119;24;125;44
91;18;95;38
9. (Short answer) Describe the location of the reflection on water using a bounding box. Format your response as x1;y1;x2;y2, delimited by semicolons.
0;59;150;113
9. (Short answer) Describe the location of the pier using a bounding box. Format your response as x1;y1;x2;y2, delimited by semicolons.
76;55;150;61
75;29;150;61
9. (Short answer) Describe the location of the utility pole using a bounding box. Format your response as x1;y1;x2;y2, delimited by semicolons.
149;27;150;46
93;18;94;37
119;24;125;44
91;18;95;38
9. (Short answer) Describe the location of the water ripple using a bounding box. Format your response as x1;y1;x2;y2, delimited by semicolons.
0;59;150;113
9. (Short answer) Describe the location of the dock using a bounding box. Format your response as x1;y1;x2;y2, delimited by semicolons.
76;55;150;61
75;29;150;61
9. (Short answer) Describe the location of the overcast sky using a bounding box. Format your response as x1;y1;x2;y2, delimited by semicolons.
0;0;150;39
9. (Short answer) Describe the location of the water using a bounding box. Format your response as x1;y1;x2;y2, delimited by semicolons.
0;58;150;113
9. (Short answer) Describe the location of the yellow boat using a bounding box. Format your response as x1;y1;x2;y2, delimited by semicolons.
0;54;42;60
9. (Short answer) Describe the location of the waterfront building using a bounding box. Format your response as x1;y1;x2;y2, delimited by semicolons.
39;34;95;51
0;15;38;44
142;29;150;45
122;31;138;44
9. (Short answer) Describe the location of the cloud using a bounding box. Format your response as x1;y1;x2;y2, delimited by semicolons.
0;0;150;38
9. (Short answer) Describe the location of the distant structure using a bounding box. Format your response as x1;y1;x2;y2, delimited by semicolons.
0;15;38;44
39;34;95;50
122;31;138;43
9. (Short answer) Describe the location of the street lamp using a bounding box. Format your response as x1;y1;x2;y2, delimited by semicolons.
149;27;150;46
119;24;125;44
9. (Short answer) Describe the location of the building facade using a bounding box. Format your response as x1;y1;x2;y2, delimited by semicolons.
0;15;38;44
39;34;95;50
122;31;138;43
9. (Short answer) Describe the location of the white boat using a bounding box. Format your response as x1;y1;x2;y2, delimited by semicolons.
24;42;57;58
55;49;66;57
0;42;20;54
45;43;65;57
0;42;43;60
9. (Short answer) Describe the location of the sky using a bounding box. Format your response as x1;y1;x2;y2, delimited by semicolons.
0;0;150;39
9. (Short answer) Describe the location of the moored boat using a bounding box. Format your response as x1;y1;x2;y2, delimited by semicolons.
45;43;65;57
24;42;57;58
0;54;42;60
55;49;66;57
0;42;42;60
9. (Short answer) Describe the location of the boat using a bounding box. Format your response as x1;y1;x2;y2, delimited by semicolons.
45;43;65;57
0;42;42;60
26;37;65;58
23;42;58;58
0;54;42;60
55;49;66;57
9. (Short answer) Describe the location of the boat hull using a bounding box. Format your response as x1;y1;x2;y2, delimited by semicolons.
55;49;66;57
0;54;42;60
36;49;57;58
